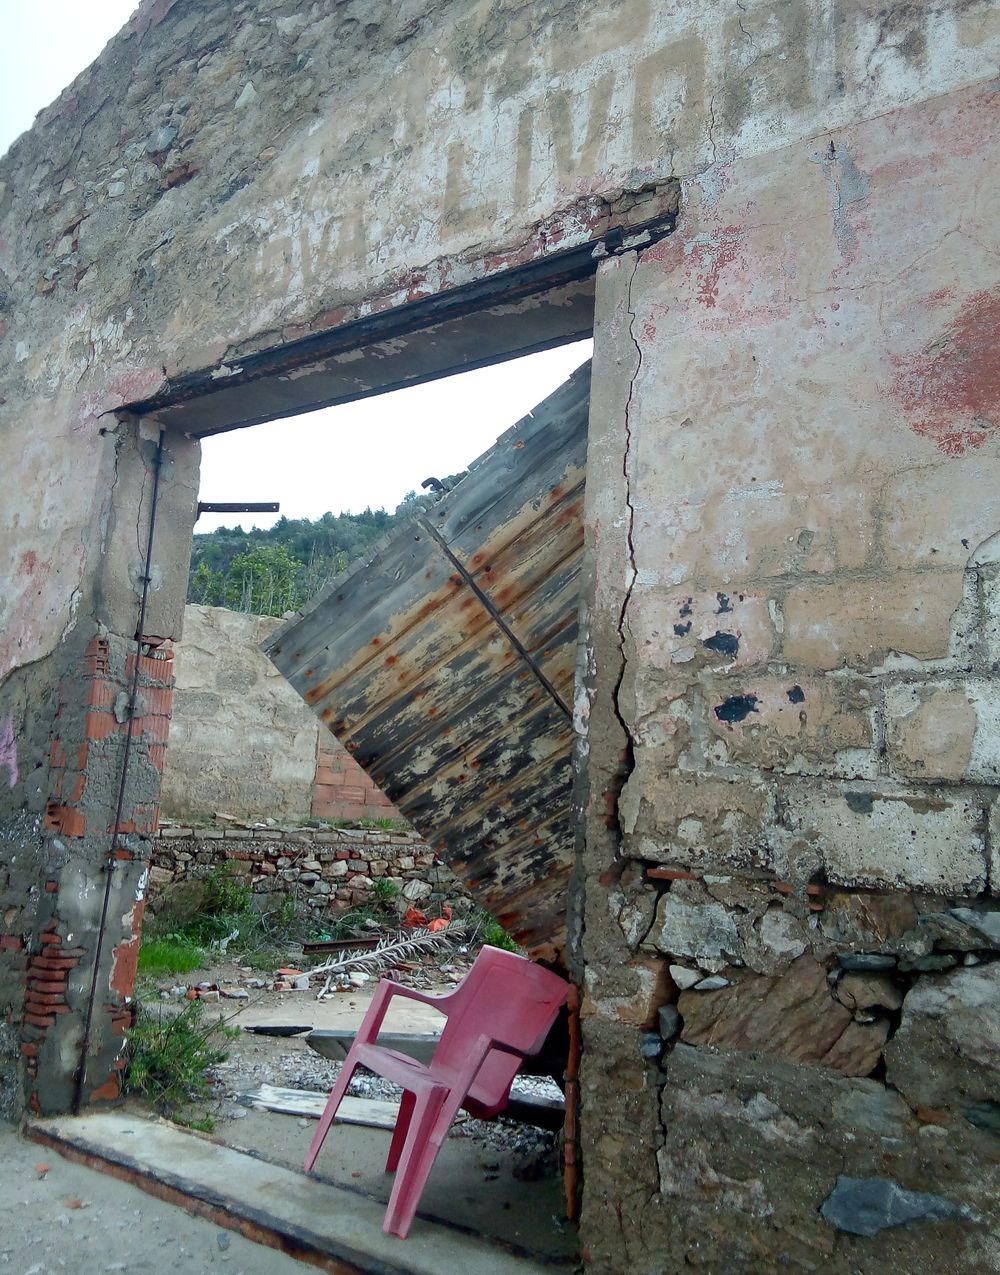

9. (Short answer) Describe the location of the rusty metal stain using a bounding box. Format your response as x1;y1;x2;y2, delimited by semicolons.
265;362;591;963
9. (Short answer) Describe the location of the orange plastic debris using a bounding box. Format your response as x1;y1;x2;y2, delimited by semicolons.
401;906;427;928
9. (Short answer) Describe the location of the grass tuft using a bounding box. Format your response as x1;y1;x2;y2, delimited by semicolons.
126;1000;238;1116
137;935;206;977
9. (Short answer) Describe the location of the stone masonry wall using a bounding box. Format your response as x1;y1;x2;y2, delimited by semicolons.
149;823;470;919
161;604;397;823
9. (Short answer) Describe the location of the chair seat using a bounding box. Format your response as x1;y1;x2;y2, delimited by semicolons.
353;1043;445;1092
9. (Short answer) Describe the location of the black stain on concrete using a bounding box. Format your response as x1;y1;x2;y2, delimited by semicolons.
679;597;693;617
673;621;692;636
715;592;733;613
787;685;806;703
703;632;740;658
845;792;874;814
714;694;759;723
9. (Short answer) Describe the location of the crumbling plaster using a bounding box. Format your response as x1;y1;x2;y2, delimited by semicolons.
0;0;997;1268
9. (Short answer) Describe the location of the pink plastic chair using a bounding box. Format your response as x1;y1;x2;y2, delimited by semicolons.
303;944;569;1238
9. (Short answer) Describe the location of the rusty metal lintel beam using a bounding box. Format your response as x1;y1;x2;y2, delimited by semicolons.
416;515;573;722
127;208;676;424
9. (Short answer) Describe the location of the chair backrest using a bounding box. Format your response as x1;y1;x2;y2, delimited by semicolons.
431;946;568;1111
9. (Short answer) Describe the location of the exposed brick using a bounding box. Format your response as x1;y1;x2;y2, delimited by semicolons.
86;679;118;710
84;710;120;741
89;1075;121;1103
27;979;67;994
23;1012;56;1029
43;805;86;837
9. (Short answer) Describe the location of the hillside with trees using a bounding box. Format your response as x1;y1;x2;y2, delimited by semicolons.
186;490;435;617
189;507;396;617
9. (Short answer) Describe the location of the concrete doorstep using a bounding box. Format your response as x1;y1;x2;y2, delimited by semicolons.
26;1112;565;1275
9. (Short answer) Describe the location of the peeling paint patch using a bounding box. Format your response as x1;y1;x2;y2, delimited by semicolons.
703;632;740;658
688;225;745;307
889;288;1000;456
811;139;871;264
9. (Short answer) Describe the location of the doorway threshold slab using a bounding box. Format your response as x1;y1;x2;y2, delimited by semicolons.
26;1112;563;1275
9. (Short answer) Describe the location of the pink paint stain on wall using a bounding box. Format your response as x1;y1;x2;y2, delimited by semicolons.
0;717;17;789
890;288;1000;457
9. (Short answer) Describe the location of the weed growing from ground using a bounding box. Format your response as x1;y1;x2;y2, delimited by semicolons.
126;1000;239;1118
473;910;519;952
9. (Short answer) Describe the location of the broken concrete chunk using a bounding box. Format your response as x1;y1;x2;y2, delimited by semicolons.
658;1005;681;1039
640;1032;663;1060
819;892;918;946
749;907;809;972
144;124;178;154
647;892;740;964
678;956;889;1077
948;907;1000;945
837;953;897;972
899;953;958;973
669;964;701;991
831;1080;915;1139
820;1175;966;1236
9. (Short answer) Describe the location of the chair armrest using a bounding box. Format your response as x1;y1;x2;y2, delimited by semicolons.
356;977;453;1045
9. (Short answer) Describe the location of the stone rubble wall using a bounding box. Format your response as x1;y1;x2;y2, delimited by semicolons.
149;823;472;918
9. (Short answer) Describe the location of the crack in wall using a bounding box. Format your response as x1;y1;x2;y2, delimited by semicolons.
608;251;644;838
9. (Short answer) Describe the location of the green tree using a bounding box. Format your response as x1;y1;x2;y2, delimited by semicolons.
225;543;301;616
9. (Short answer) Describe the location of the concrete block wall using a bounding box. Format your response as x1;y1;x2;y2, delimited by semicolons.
161;605;400;824
578;60;1000;1275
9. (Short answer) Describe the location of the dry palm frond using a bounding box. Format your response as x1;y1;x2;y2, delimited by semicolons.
307;924;463;992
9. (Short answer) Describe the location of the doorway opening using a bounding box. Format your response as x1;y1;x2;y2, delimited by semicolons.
112;258;605;1262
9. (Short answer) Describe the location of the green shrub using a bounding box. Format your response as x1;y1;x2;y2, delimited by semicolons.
371;879;401;905
477;911;519;953
126;1000;239;1116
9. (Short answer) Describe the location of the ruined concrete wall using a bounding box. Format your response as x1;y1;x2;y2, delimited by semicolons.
161;605;316;820
160;604;396;823
580;58;1000;1275
0;1;997;1266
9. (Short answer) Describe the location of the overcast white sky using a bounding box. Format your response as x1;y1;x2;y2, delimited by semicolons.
1;2;592;534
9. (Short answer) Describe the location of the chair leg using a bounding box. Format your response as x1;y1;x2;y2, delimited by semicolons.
304;1059;358;1173
382;1088;448;1239
385;1089;415;1173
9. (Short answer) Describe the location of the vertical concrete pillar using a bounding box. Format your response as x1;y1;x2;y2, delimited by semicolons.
12;419;199;1114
